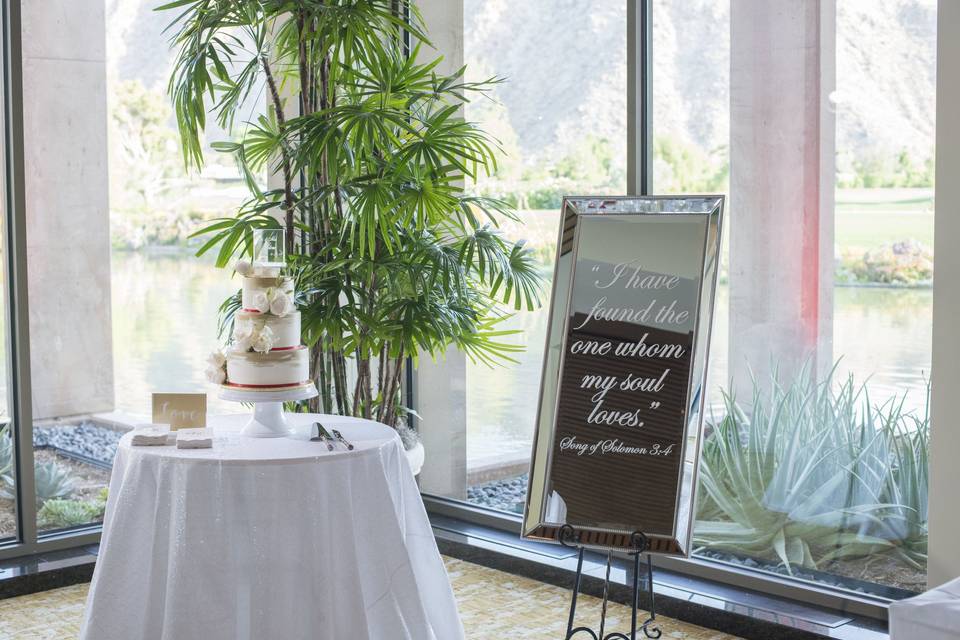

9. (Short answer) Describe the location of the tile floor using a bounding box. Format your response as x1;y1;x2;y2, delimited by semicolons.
0;557;741;639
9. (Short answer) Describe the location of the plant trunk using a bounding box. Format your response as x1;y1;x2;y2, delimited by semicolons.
352;348;364;416
376;343;389;424
306;40;338;415
384;354;406;428
259;55;295;255
312;339;332;414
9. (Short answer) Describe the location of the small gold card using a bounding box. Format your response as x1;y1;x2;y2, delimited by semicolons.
152;393;207;430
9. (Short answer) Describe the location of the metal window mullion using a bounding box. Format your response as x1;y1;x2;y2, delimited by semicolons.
0;530;103;561
2;0;37;549
393;0;415;428
627;0;653;196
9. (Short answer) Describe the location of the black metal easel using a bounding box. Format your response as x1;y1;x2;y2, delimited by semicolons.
558;525;661;640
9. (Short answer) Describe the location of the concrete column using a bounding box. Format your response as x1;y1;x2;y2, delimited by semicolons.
728;1;835;395
928;0;960;590
413;348;468;499
21;2;114;419
414;0;468;499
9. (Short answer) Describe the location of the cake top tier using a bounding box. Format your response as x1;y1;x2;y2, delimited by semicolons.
241;275;294;316
235;258;283;279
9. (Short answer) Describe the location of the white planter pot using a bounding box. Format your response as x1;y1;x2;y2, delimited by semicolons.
405;441;425;476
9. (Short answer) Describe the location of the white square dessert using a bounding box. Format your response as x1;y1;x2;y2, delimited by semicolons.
131;424;172;446
175;428;214;449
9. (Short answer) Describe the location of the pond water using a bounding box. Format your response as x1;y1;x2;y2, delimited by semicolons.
110;251;933;469
110;251;239;417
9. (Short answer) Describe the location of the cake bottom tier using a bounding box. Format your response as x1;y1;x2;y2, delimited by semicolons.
226;346;310;388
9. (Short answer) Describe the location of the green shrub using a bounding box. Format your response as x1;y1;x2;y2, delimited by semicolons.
838;239;933;286
696;364;928;574
37;498;106;530
525;185;566;210
837;148;934;189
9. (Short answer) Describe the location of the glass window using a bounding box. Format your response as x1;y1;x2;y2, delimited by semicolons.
107;4;260;419
440;0;933;603
454;0;627;513
20;2;260;534
6;0;935;605
650;0;934;597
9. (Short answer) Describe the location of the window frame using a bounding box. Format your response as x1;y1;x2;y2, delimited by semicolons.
0;0;936;621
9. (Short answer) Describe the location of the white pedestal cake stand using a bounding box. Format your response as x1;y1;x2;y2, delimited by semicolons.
219;382;318;438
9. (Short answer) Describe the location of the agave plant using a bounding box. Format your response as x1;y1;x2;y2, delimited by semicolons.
33;460;76;505
0;423;11;475
0;428;89;509
695;363;929;575
160;1;542;427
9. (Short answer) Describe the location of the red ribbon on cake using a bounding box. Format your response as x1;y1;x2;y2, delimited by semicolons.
224;381;309;389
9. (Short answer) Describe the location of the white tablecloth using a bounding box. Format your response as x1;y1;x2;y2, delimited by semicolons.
889;575;960;639
81;414;464;640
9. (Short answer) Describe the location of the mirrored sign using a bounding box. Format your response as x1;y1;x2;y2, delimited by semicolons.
523;196;724;555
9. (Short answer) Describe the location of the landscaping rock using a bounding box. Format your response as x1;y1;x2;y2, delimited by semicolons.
33;422;122;465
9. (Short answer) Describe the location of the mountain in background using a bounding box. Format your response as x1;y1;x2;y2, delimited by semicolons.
105;0;937;187
464;0;936;187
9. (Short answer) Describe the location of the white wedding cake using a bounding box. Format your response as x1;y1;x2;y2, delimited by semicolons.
206;259;311;391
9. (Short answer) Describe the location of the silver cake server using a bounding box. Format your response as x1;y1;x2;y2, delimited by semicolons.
311;422;335;450
332;429;354;451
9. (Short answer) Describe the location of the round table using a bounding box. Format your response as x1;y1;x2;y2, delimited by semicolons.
80;414;464;640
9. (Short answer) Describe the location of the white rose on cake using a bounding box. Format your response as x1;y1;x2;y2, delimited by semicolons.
269;291;294;317
250;291;271;314
234;259;253;276
206;349;226;369
252;325;276;354
204;349;227;384
232;321;255;352
204;365;226;384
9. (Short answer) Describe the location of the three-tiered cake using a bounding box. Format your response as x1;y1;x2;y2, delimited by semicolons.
206;260;310;391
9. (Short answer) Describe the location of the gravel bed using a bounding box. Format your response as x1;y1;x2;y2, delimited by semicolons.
694;549;864;591
33;421;123;465
467;473;529;514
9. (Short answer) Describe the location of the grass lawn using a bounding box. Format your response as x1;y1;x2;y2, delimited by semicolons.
836;210;933;249
511;188;935;254
835;187;934;249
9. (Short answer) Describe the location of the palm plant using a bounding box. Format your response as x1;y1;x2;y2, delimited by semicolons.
695;364;929;576
160;1;542;426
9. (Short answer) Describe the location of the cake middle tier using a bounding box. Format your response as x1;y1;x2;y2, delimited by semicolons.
226;346;310;388
235;310;301;349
